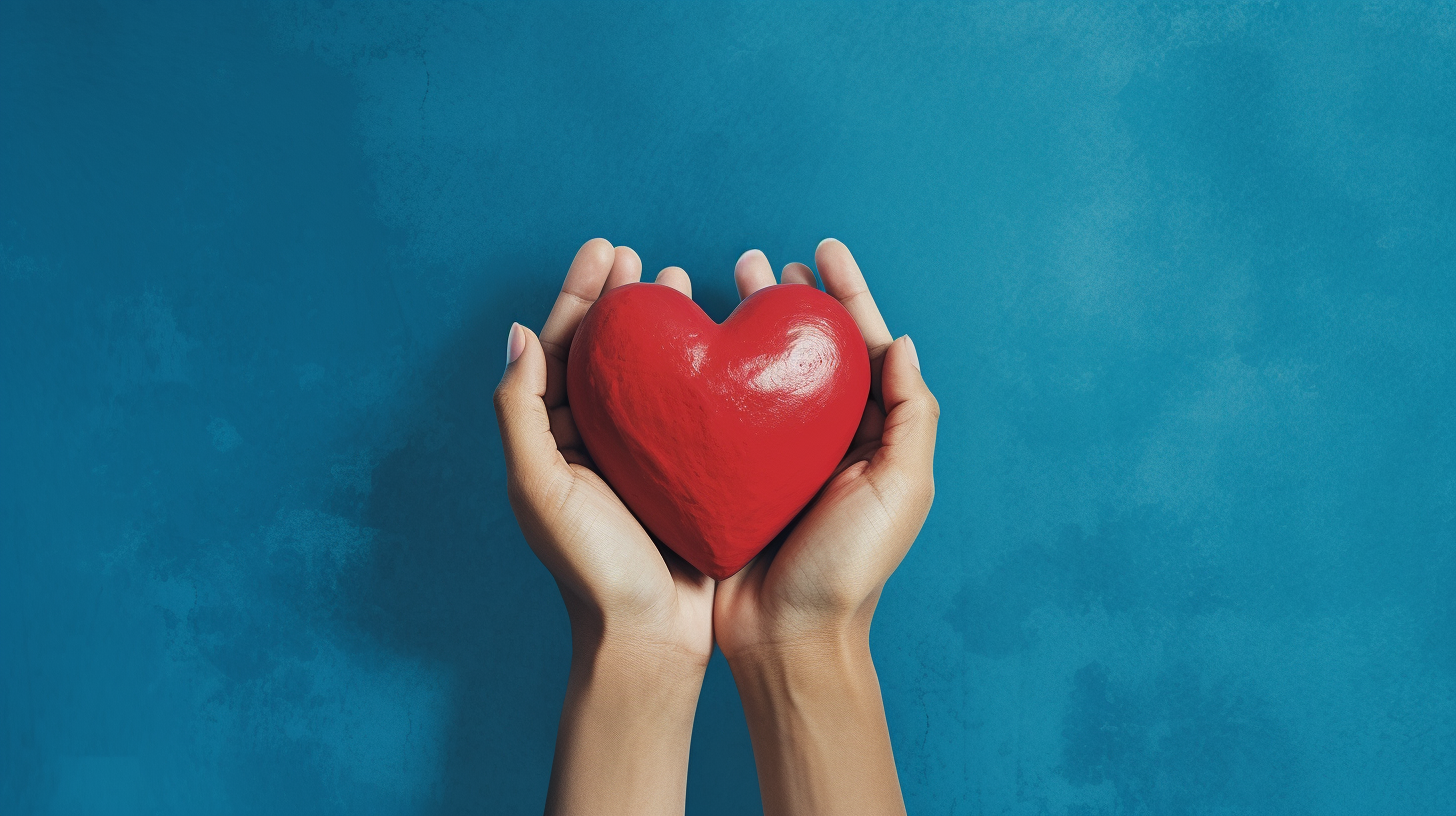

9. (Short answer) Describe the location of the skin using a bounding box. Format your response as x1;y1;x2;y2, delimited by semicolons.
494;238;938;815
494;239;711;815
717;242;938;816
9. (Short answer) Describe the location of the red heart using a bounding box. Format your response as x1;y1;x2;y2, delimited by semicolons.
568;282;871;580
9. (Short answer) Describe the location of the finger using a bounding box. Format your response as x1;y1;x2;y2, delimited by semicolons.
548;405;580;450
655;266;692;297
734;249;776;299
603;245;643;291
494;323;568;494
540;238;615;362
872;335;938;481
540;238;615;407
780;262;817;286
815;239;893;360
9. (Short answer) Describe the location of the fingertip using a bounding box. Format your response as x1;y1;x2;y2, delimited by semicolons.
604;245;644;290
579;237;615;262
655;266;692;297
562;238;618;298
494;323;562;483
734;249;766;281
814;237;853;269
780;262;817;286
503;323;547;372
902;334;920;371
734;248;775;298
506;322;526;365
614;244;641;270
574;238;616;274
498;322;551;412
882;334;936;413
886;334;922;376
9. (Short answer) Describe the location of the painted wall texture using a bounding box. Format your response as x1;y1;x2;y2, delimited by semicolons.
2;3;1452;814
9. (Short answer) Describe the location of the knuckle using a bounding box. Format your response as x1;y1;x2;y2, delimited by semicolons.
903;393;938;424
903;472;934;512
899;471;934;521
492;381;514;415
822;586;865;617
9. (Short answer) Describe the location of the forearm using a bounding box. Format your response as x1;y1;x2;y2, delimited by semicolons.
545;629;707;816
728;635;906;816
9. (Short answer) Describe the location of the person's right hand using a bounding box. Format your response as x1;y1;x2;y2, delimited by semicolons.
715;238;938;665
494;238;712;815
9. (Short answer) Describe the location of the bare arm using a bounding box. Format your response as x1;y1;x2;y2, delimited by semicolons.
545;632;707;815
495;239;714;815
716;240;937;816
732;636;904;814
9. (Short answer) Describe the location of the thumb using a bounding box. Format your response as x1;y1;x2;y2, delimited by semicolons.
873;335;939;485
494;322;563;494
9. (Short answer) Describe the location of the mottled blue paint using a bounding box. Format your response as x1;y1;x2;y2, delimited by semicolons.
2;3;1452;814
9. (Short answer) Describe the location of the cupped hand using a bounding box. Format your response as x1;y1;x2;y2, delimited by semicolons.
714;239;939;660
494;238;713;664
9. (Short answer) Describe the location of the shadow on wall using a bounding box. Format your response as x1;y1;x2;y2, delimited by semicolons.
337;268;567;812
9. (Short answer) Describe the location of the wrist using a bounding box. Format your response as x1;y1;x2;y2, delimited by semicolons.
549;619;706;816
570;627;711;691
725;630;904;816
718;609;873;669
725;630;875;700
567;605;712;681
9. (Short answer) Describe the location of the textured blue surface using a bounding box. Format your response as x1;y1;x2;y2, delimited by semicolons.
3;3;1453;814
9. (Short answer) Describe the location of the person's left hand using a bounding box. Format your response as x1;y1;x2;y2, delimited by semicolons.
495;238;713;662
494;238;712;815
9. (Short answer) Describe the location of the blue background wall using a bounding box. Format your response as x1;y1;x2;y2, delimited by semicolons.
2;2;1452;813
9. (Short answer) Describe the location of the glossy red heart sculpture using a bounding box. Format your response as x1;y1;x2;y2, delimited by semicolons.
568;282;870;580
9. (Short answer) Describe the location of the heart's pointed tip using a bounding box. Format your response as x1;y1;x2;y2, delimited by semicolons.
685;550;753;582
705;565;741;582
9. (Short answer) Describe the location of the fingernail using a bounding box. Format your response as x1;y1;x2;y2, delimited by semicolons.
817;237;839;250
736;248;764;269
903;335;920;371
506;322;526;365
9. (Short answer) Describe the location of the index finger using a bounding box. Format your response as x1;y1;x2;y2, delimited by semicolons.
814;238;893;361
538;239;619;408
539;238;617;362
